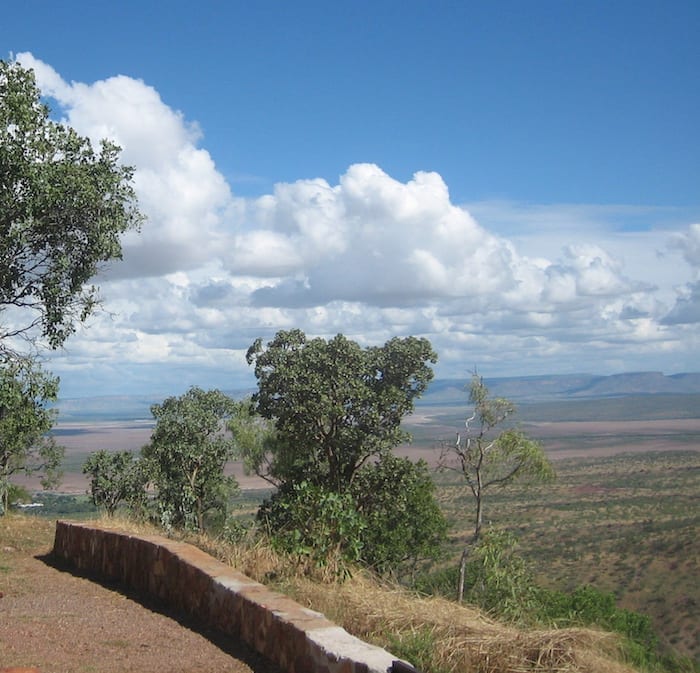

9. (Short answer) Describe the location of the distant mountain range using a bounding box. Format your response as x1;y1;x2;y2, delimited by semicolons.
412;371;700;405
53;372;700;422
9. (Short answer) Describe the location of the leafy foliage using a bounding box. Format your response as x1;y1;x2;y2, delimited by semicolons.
258;456;448;577
82;449;150;517
536;584;660;668
143;387;239;532
415;530;665;670
227;397;278;486
414;530;539;622
0;358;63;513
258;480;365;573
0;59;141;357
351;455;447;576
246;329;437;492
246;330;443;575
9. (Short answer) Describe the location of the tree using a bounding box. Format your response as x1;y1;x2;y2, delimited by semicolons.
257;480;366;574
245;329;437;492
142;387;239;532
245;330;443;575
82;450;150;517
439;373;555;601
0;358;63;513
0;59;142;358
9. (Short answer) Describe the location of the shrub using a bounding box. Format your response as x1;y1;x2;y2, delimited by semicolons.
258;480;365;574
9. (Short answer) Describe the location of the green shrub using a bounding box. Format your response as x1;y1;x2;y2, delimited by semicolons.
535;584;659;668
352;456;447;577
258;480;365;572
415;531;666;670
387;628;449;673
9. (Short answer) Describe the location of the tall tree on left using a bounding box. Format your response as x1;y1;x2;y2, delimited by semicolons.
0;59;142;357
0;359;62;513
0;59;142;510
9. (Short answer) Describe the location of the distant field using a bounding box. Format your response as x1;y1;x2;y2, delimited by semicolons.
17;419;270;494
432;450;700;665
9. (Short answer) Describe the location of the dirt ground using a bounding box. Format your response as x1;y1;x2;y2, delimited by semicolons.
0;522;283;673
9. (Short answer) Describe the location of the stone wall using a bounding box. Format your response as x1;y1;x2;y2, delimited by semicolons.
52;521;413;673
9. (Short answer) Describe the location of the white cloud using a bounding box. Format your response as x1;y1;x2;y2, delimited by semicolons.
13;54;699;396
16;51;233;282
662;224;700;325
668;223;700;270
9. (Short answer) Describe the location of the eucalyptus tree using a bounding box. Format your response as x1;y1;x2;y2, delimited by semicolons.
245;329;444;573
0;59;141;512
0;59;142;358
143;387;240;532
82;450;150;517
439;373;555;601
245;329;437;491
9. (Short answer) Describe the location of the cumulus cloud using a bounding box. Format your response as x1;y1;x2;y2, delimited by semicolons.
668;223;700;269
662;224;700;325
661;282;700;325
16;51;233;281
13;54;699;395
239;165;523;307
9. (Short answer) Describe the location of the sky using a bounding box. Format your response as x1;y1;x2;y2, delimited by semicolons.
2;1;699;399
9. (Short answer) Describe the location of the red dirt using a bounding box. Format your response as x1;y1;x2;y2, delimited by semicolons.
0;529;283;673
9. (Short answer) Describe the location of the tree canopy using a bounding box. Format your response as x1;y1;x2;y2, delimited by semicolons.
244;330;444;575
0;59;142;358
351;454;447;576
82;449;150;517
245;329;437;492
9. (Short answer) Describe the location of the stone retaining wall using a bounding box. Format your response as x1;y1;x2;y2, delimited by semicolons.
52;521;412;673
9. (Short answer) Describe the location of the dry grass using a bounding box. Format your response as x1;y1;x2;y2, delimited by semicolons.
0;512;55;553
175;520;643;673
286;572;636;673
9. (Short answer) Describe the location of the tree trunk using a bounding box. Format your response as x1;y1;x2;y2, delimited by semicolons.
458;492;483;602
458;545;469;602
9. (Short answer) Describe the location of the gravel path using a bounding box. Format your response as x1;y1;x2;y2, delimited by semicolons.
0;539;283;673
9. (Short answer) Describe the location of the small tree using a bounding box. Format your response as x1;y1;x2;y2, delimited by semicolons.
0;60;142;358
258;481;366;574
143;387;239;532
0;358;63;513
82;450;150;517
439;373;555;601
227;397;278;487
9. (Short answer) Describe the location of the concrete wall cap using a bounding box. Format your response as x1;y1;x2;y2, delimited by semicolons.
307;626;396;672
212;575;261;591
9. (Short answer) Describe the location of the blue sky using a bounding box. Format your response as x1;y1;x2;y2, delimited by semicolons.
2;1;699;398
